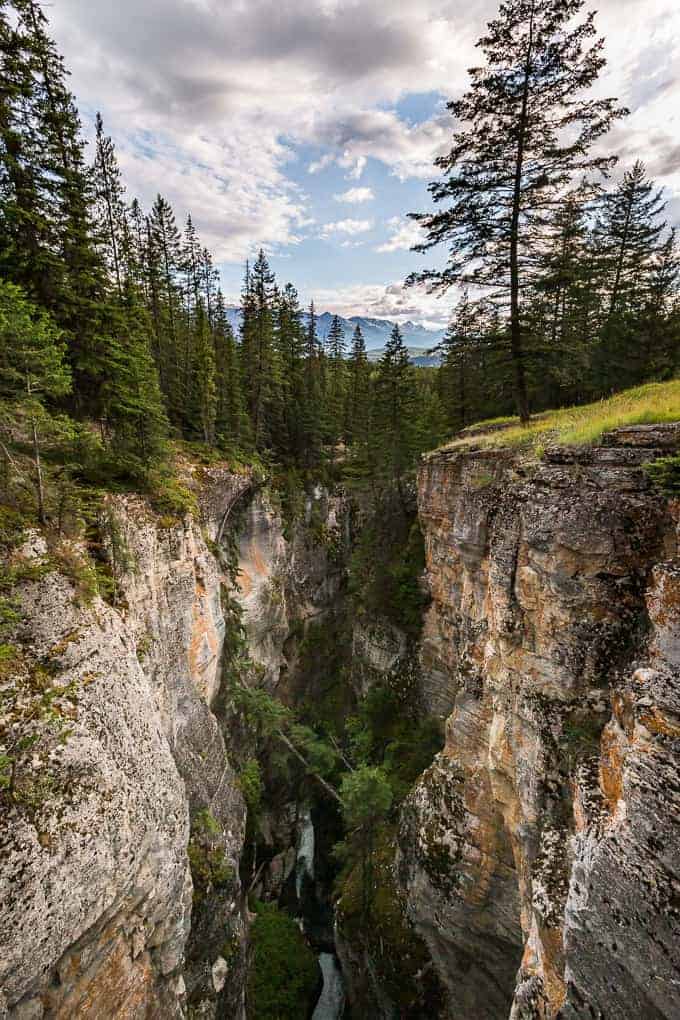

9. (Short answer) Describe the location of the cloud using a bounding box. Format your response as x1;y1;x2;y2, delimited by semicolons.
320;218;374;238
334;186;374;204
310;107;451;181
376;216;424;253
46;0;480;263
45;0;680;296
310;279;456;325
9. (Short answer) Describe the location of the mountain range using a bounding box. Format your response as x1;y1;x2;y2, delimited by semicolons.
224;306;443;366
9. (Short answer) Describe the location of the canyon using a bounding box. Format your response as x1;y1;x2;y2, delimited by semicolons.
2;425;680;1019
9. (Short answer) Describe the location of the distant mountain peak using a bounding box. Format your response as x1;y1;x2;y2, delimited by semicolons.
224;305;444;354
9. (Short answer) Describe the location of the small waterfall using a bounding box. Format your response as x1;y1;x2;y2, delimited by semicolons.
296;806;315;900
312;953;346;1020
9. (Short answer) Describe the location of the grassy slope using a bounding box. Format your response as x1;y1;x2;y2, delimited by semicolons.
436;380;680;456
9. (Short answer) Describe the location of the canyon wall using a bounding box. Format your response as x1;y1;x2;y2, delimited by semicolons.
0;467;252;1020
400;425;680;1019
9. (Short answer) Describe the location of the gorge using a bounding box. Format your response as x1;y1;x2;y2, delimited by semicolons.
2;422;680;1019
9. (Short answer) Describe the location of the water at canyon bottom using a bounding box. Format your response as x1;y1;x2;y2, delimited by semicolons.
312;953;346;1020
296;806;346;1020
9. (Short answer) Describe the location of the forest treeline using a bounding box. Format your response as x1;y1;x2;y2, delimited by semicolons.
0;0;440;526
415;0;680;426
1;0;679;532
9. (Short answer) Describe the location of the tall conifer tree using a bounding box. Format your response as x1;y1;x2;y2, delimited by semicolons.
410;0;627;421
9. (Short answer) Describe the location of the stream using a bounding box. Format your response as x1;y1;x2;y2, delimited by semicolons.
312;953;346;1020
295;806;347;1020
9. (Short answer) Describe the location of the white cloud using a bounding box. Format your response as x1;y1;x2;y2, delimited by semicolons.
308;153;335;175
45;0;680;278
320;218;374;238
345;155;367;180
310;279;457;325
376;216;424;253
334;186;375;204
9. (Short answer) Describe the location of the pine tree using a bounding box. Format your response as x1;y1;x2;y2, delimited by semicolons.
93;112;127;298
300;301;324;471
326;314;347;445
191;300;217;444
101;304;168;482
214;290;249;450
599;161;667;319
274;282;306;461
347;324;370;443
409;0;627;421
240;250;280;449
526;189;597;404
200;246;218;327
438;291;478;431
148;194;183;419
0;3;60;304
594;162;671;388
1;0;106;403
0;280;71;522
372;324;415;492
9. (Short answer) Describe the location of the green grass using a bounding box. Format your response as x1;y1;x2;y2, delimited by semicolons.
437;380;680;456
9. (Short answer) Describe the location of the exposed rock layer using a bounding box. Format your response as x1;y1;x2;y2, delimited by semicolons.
401;426;680;1019
0;467;250;1020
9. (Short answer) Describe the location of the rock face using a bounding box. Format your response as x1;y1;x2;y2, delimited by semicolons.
234;486;347;699
400;429;680;1019
0;467;251;1019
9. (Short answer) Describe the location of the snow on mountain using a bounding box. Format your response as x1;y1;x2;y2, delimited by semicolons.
224;306;444;362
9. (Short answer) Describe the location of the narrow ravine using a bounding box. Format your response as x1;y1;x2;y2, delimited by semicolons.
296;807;347;1020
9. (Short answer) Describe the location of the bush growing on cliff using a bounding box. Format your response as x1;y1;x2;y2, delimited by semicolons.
349;497;427;637
246;901;319;1020
645;452;680;494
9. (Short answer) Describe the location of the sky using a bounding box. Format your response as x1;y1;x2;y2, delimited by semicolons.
47;0;680;328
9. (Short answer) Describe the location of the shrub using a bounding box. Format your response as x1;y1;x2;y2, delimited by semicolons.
246;901;319;1020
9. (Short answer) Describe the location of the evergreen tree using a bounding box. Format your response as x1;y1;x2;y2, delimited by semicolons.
101;304;168;482
438;290;477;432
214;290;249;450
240;250;280;450
325;313;347;444
0;280;71;523
372;324;415;492
526;189;597;404
347;324;370;443
300;301;324;471
410;0;627;421
593;162;672;388
275;282;306;461
93;112;126;298
191;300;217;444
148;194;183;418
600;162;666;319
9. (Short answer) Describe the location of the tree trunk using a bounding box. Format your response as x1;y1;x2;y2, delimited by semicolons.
508;2;535;424
31;416;46;526
609;197;633;319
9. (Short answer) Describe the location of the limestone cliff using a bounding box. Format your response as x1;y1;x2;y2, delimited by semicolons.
400;424;680;1019
0;466;252;1020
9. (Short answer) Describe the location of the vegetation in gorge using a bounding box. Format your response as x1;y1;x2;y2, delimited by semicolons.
187;809;236;906
246;900;319;1020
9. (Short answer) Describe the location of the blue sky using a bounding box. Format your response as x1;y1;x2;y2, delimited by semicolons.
49;0;680;327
